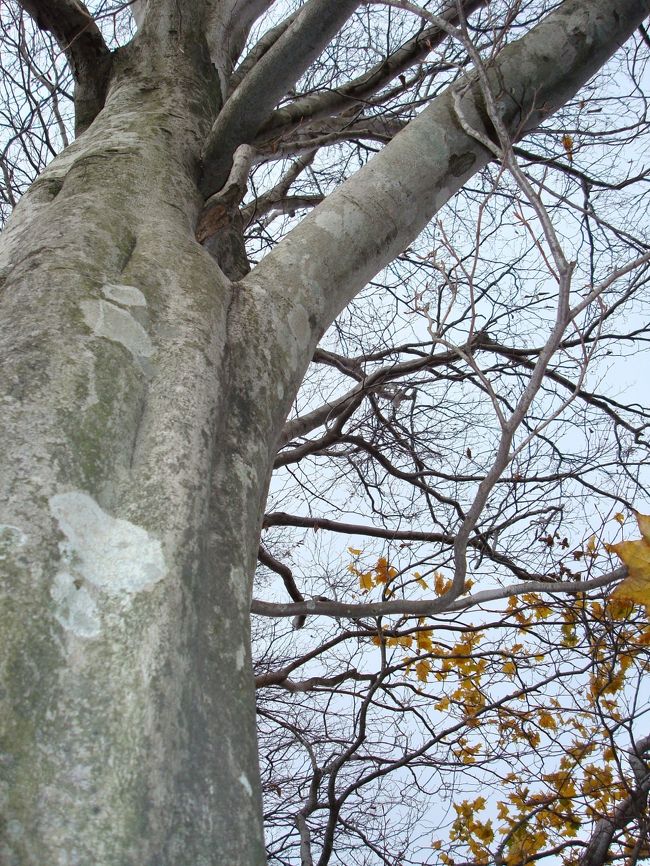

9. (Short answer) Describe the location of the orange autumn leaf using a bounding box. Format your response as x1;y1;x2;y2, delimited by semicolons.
359;571;374;592
562;133;574;162
607;512;650;609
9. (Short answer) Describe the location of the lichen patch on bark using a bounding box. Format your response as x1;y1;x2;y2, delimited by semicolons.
80;299;154;359
101;282;147;307
49;491;166;610
50;571;101;638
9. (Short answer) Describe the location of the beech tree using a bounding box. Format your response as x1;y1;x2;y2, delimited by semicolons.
1;1;650;865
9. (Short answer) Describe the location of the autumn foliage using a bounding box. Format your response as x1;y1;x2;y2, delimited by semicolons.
261;518;650;866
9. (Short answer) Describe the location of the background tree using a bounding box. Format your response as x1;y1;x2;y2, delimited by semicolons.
1;1;650;865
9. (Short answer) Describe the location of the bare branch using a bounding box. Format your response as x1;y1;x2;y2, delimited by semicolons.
17;0;112;134
257;0;486;141
244;0;650;330
200;0;361;198
251;569;625;621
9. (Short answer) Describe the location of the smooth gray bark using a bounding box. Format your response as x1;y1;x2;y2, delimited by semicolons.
200;0;361;196
0;19;267;866
248;0;650;328
0;0;648;864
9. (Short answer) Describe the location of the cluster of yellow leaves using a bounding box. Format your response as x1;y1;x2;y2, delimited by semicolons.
506;592;552;628
431;582;650;866
446;797;494;864
347;548;468;600
350;526;650;866
400;620;439;683
607;512;650;612
484;736;629;866
348;550;398;593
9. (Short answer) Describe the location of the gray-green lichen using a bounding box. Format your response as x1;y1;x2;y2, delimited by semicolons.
49;491;166;636
80;299;154;359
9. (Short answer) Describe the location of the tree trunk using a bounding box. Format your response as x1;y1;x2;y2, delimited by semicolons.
0;36;282;866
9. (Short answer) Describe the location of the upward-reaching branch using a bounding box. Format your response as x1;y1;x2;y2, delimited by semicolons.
256;0;486;143
243;0;650;331
199;0;361;198
17;0;111;134
579;735;650;866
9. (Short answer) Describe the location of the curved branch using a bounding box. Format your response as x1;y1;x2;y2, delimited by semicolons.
257;0;486;141
255;667;375;692
258;544;304;604
243;0;650;333
16;0;112;134
251;568;625;620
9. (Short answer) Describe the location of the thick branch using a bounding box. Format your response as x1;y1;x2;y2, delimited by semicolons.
579;735;650;866
243;0;650;332
229;10;299;93
255;668;374;692
201;0;275;97
200;0;360;197
17;0;112;134
257;0;486;141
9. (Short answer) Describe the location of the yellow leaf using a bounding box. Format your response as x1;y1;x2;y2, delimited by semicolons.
607;512;650;609
434;572;451;595
538;710;557;730
586;534;597;554
562;133;574;162
415;659;431;682
614;512;625;524
348;546;362;556
416;576;429;589
374;556;396;584
502;660;517;676
359;571;374;591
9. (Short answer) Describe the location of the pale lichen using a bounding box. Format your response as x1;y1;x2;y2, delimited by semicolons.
80;299;154;358
49;491;166;636
101;282;147;307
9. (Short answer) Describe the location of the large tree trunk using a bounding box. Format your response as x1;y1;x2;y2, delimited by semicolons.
0;31;285;866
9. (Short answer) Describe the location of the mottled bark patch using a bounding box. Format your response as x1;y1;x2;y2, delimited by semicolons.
449;151;476;176
80;299;154;359
49;491;166;636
